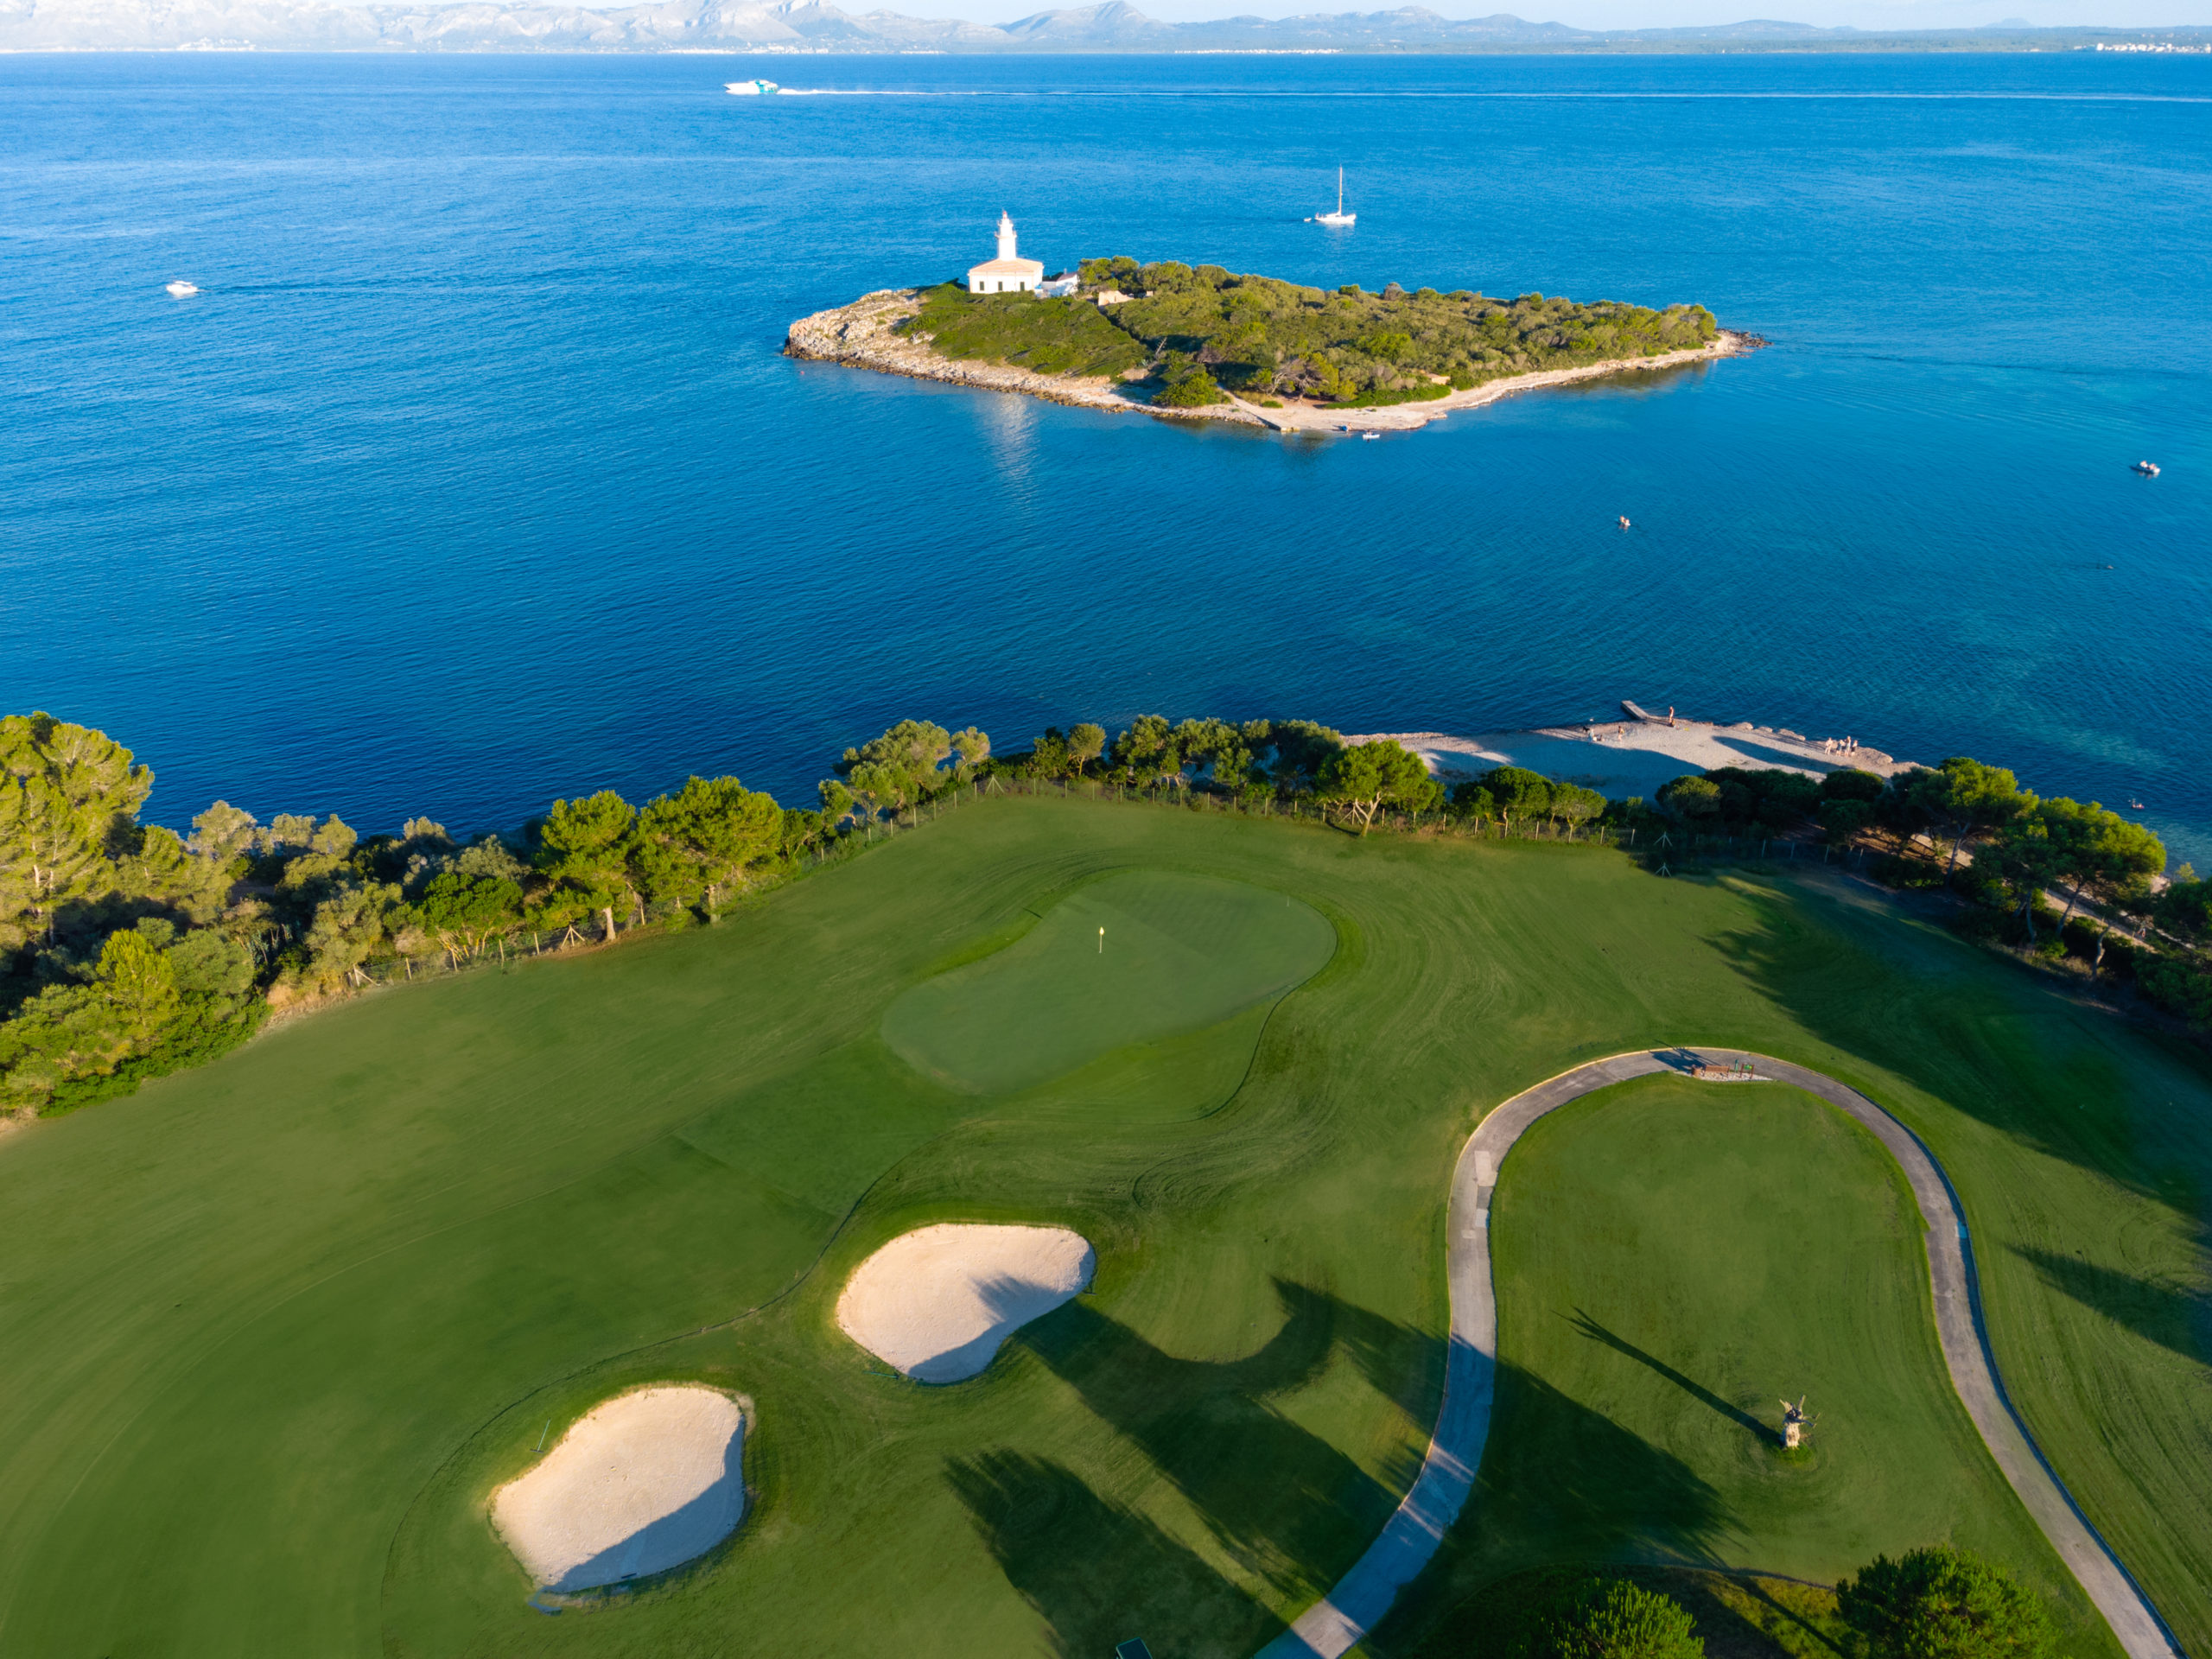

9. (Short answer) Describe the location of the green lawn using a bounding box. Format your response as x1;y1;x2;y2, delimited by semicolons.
1405;1078;2082;1652
0;795;2204;1659
881;868;1337;1095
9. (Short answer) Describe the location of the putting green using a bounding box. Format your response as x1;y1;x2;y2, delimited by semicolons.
880;868;1336;1095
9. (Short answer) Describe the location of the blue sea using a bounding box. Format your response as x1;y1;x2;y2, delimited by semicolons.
3;51;2209;862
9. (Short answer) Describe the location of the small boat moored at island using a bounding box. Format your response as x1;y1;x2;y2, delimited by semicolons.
2131;460;2159;476
1309;168;1356;227
165;280;199;297
725;79;780;96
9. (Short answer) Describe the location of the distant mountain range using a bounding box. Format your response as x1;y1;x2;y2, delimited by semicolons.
3;0;2206;54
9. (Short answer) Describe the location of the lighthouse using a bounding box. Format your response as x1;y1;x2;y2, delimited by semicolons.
966;212;1045;296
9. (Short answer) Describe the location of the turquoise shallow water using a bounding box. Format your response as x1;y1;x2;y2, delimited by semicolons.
3;52;2208;860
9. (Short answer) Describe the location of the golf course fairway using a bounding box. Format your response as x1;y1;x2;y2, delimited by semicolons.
0;793;2206;1659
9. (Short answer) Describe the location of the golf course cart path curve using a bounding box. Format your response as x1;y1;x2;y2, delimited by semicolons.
1256;1049;2181;1659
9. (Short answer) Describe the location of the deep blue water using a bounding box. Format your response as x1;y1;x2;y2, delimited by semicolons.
4;52;2209;862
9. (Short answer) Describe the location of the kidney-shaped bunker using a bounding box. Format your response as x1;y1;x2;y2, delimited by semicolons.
491;1385;746;1592
837;1223;1095;1382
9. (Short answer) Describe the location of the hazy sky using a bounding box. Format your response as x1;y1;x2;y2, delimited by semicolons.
875;0;2203;27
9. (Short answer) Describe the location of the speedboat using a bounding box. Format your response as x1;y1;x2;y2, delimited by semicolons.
1361;431;1380;441
2132;461;2159;476
165;281;198;297
1309;167;1356;227
726;79;780;95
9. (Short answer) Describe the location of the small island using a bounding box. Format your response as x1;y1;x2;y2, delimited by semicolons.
787;225;1756;433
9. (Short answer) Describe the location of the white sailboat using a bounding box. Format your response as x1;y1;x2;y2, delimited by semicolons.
1310;168;1356;227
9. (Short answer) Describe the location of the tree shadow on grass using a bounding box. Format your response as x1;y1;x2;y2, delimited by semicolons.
946;1449;1283;1659
1004;1278;1441;1600
1570;1310;1772;1442
2010;1244;2212;1370
1365;1360;1735;1658
1707;874;2212;1217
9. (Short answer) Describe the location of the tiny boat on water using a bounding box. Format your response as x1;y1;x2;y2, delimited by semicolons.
2133;460;2160;476
725;79;780;95
165;280;198;297
1308;167;1356;227
1361;431;1380;441
2128;798;2146;810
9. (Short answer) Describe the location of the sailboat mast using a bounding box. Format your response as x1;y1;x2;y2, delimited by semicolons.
1337;167;1344;213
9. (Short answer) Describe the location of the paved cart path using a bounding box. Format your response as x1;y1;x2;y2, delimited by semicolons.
1257;1048;2181;1659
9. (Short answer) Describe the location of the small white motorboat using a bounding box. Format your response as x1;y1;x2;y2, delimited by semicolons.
1361;430;1380;441
725;79;780;96
2132;460;2159;476
1308;167;1356;227
165;280;199;297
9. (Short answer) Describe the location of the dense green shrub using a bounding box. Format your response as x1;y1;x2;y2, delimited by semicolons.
1864;852;1938;890
1540;1578;1706;1659
1334;381;1453;410
1427;1568;1707;1659
2139;955;2212;1025
1152;362;1227;407
1837;1545;2053;1659
1658;775;1722;822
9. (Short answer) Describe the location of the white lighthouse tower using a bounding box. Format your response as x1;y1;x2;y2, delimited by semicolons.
966;212;1045;296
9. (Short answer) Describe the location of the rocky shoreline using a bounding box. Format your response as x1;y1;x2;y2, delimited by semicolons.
784;288;1760;435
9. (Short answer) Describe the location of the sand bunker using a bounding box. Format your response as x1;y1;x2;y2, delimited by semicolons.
491;1385;746;1592
838;1223;1094;1382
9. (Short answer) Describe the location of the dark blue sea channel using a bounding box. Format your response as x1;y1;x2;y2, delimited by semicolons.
3;51;2208;861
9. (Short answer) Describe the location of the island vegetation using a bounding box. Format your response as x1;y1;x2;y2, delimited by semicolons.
896;260;1723;410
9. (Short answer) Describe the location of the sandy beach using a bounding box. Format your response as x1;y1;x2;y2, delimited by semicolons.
785;289;1756;435
1349;700;1919;800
